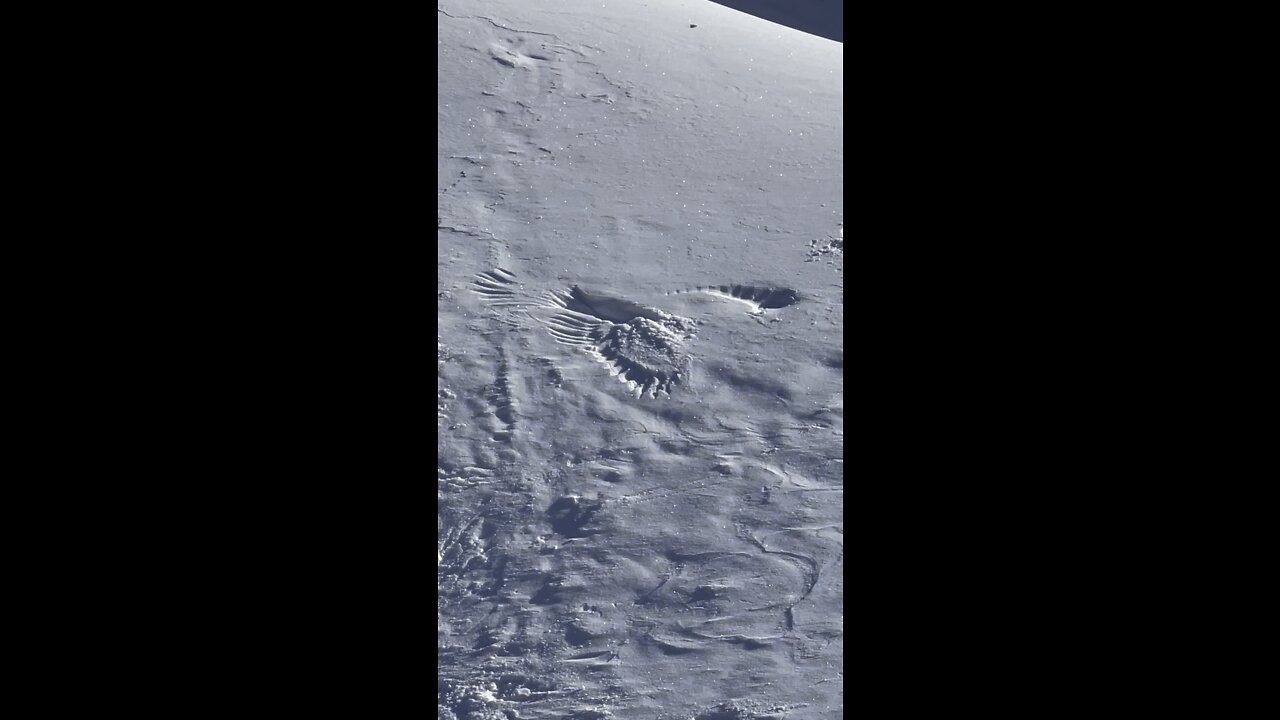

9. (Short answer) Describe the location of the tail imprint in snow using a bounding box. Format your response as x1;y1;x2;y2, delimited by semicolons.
666;284;801;314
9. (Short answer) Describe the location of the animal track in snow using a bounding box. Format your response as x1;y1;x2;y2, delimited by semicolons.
589;316;691;399
469;269;804;399
468;268;523;308
471;272;696;399
666;284;801;315
551;284;698;331
540;286;696;399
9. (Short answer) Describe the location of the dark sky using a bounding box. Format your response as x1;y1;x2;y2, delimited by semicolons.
708;0;843;43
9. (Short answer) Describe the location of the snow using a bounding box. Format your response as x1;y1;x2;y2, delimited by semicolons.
438;1;842;717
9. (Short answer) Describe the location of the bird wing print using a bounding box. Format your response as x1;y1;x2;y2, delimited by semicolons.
468;269;798;399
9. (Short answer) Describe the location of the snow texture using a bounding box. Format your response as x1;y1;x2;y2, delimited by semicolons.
439;1;842;717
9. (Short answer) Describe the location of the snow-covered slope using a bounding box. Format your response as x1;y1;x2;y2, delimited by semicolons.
438;1;842;717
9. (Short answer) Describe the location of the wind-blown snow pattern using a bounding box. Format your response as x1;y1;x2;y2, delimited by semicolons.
439;1;842;717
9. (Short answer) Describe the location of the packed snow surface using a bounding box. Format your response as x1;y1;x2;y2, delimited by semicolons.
439;1;842;717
